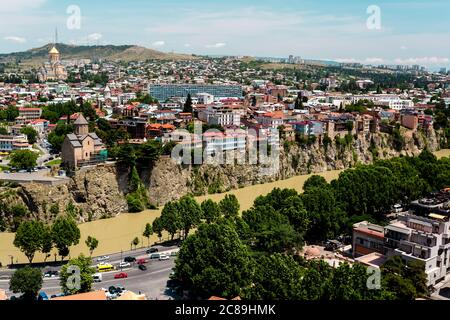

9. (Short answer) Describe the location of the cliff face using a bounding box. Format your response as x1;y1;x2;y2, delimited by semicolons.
0;165;129;230
147;129;440;205
0;129;442;230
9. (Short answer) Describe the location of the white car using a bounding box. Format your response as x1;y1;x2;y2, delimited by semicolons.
97;256;110;262
159;254;170;261
119;262;131;269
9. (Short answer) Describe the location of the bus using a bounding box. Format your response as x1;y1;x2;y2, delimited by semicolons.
97;264;115;273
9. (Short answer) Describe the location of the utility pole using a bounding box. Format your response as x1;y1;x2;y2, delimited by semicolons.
120;250;123;271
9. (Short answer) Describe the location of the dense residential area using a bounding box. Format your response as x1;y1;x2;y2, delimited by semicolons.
1;37;450;303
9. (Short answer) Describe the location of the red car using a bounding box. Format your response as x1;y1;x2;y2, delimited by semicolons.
114;272;128;279
137;259;147;265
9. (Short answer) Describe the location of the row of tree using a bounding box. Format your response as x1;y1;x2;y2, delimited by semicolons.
171;150;446;299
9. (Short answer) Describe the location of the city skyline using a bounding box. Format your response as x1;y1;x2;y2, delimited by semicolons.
0;0;450;68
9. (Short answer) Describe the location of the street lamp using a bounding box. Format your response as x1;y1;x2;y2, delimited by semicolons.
120;250;123;271
8;255;13;267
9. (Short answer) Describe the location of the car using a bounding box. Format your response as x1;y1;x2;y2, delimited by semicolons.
138;264;147;271
325;240;343;252
43;271;58;278
4;170;10;174
149;253;161;260
119;262;131;269
97;256;110;262
146;248;159;254
137;259;147;265
124;256;136;263
93;273;103;283
38;292;49;301
114;272;128;279
159;254;170;261
18;170;27;173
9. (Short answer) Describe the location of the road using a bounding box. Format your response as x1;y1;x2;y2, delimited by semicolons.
0;245;179;300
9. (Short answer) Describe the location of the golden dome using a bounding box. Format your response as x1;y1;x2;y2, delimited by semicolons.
49;46;59;54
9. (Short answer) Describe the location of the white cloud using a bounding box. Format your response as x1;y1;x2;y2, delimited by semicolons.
4;36;27;43
394;57;450;65
400;45;408;50
334;58;357;63
0;0;46;12
205;42;227;49
87;33;103;42
364;57;385;64
152;40;165;47
184;43;191;48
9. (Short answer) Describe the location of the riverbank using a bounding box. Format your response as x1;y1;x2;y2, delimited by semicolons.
1;149;449;266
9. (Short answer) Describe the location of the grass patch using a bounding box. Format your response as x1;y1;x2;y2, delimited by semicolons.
45;159;62;166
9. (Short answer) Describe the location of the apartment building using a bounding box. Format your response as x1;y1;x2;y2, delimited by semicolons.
0;134;30;152
203;131;246;157
352;221;385;257
199;104;242;127
375;99;414;111
18;107;42;120
353;190;450;287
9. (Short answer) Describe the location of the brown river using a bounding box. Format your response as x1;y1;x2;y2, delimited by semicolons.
1;149;449;266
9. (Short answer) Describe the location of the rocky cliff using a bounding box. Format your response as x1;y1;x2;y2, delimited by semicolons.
0;129;442;230
146;129;441;205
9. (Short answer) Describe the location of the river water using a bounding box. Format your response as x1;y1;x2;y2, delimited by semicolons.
1;149;449;266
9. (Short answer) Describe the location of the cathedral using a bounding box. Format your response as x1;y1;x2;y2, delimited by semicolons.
38;45;68;82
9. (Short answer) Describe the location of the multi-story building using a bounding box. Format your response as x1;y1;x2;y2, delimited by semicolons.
375;99;414;111
0;135;30;152
18;108;42;121
352;221;385;257
149;84;243;102
203;131;246;157
353;190;450;287
198;104;242;127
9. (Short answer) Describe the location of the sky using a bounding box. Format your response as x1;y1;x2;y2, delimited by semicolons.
0;0;449;68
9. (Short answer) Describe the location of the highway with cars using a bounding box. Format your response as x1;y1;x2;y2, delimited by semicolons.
0;245;180;300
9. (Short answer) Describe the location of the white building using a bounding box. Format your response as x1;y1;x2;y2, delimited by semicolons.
375;99;414;111
385;212;450;286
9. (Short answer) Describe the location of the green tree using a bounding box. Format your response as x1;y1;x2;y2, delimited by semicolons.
301;187;345;242
132;237;140;250
9;267;43;300
41;225;53;263
303;175;329;192
219;194;240;219
13;220;46;264
9;150;38;169
152;217;164;243
160;201;182;240
51;216;81;261
243;253;305;300
143;223;153;247
201;199;221;224
117;144;137;168
20;126;38;144
174;221;254;299
183;93;193;114
243;205;303;253
85;236;99;257
60;254;95;295
0;126;8;135
178;196;202;239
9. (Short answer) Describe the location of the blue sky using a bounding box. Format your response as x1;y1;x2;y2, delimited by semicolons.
1;0;449;68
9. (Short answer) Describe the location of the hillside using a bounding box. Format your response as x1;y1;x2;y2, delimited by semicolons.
0;43;198;66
